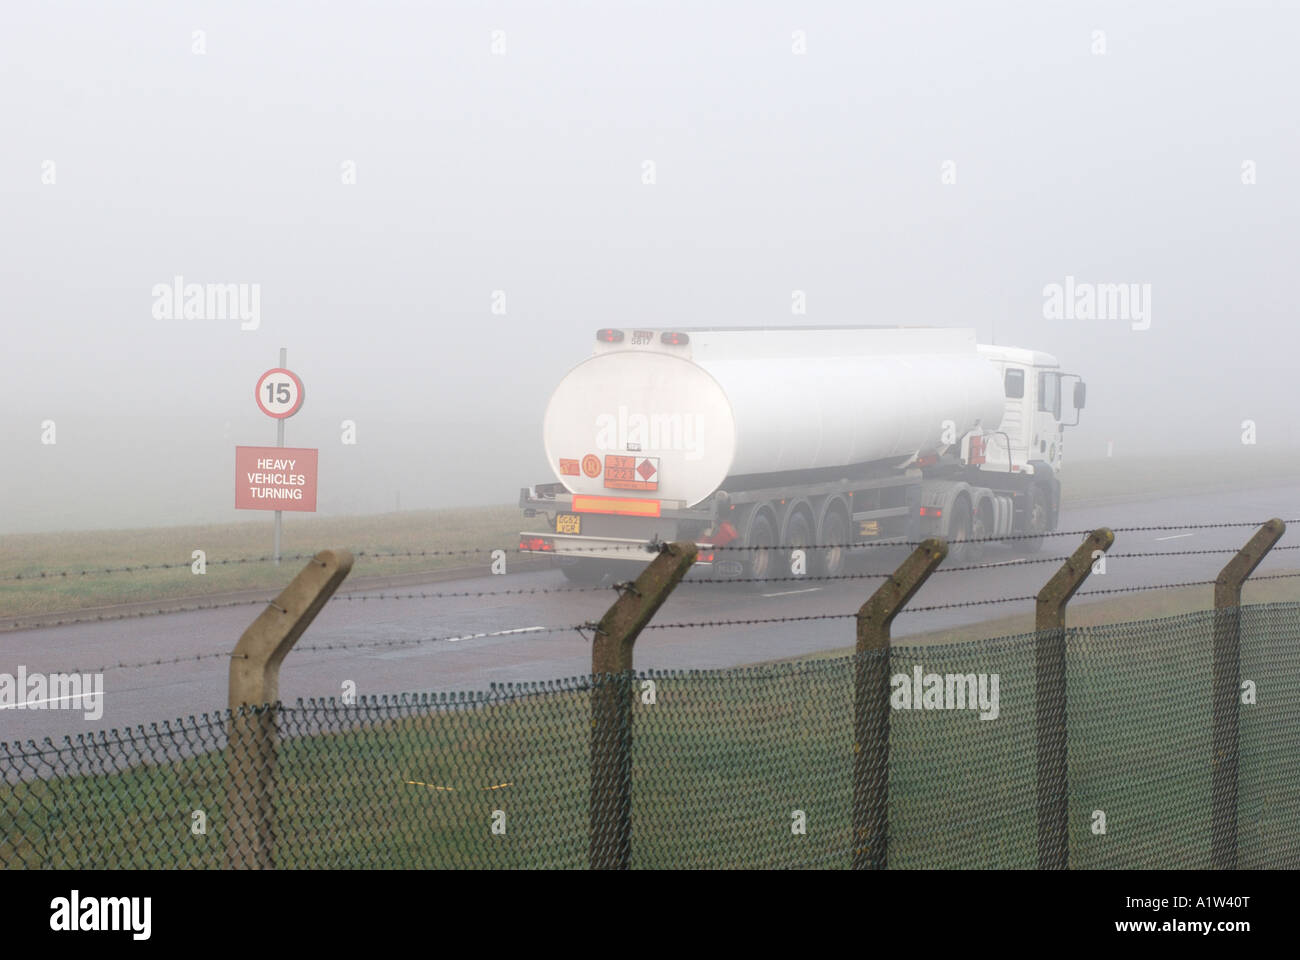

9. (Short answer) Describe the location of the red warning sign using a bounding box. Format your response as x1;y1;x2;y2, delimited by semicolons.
559;458;580;476
235;446;318;512
581;454;602;478
603;455;659;491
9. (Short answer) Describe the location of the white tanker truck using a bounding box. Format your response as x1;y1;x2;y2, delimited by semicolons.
519;326;1086;581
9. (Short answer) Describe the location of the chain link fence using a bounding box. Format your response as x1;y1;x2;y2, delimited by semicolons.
3;602;1298;869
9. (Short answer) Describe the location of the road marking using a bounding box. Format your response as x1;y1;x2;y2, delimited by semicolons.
761;587;823;598
1155;533;1194;541
980;558;1027;567
445;626;544;643
0;693;103;710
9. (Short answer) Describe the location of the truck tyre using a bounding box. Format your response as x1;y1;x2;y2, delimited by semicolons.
744;512;777;582
814;507;850;578
559;559;607;584
948;497;983;565
969;501;991;564
1018;486;1049;554
784;511;814;580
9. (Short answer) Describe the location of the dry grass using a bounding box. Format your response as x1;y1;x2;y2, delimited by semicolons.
0;505;521;617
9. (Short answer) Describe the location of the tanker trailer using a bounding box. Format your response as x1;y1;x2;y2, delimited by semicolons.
519;326;1086;581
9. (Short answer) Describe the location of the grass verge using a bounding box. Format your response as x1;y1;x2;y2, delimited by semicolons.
0;505;522;618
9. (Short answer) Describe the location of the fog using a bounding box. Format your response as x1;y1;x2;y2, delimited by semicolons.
3;1;1297;534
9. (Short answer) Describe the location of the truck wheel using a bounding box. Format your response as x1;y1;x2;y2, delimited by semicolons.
969;503;991;564
948;498;983;565
814;508;850;578
784;511;814;580
1018;486;1049;554
744;513;776;582
559;559;607;584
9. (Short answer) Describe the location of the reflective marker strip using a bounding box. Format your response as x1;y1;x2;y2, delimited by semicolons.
571;495;662;517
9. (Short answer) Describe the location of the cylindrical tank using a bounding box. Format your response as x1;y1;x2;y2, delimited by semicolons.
542;333;1005;507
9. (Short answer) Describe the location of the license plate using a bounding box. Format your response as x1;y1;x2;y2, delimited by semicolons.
556;513;581;534
859;520;880;537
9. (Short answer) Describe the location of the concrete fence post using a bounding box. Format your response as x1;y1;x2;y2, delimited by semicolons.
852;538;948;870
588;541;697;870
225;548;353;869
1211;518;1285;869
1035;527;1113;870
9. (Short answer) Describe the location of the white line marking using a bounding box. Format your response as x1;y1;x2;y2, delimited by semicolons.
1155;533;1194;541
980;558;1027;567
444;626;545;643
761;587;823;598
1;693;102;710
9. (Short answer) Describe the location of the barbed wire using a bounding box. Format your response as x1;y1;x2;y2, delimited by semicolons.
10;544;1300;628
0;548;499;583
55;650;251;678
9;534;1298;598
306;546;1300;602
4;597;275;631
699;521;1300;552
29;569;1300;673
4;518;1296;583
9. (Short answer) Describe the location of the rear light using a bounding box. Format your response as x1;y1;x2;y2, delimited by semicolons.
698;551;715;563
660;331;690;346
519;537;554;552
596;328;624;343
918;507;942;518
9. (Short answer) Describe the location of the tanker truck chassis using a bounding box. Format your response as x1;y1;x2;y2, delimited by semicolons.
519;326;1083;582
520;454;1061;582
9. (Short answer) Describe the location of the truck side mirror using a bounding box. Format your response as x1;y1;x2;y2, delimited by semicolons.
1073;382;1087;409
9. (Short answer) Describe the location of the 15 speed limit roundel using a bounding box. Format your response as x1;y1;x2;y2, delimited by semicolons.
255;368;305;419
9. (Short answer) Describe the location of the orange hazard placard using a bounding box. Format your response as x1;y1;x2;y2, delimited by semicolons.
603;455;659;491
559;458;580;476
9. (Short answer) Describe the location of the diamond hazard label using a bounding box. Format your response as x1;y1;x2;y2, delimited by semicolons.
604;455;659;491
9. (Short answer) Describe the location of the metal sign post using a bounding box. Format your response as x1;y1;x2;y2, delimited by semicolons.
274;348;285;563
252;347;305;565
273;348;286;564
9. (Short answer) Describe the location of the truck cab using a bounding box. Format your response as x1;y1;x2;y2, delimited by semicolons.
974;345;1085;479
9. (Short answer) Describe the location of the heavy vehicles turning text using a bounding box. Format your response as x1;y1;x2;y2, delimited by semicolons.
519;326;1086;581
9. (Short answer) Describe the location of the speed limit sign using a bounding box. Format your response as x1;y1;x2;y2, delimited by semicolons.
255;368;305;419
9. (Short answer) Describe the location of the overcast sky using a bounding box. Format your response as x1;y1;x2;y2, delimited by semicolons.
2;1;1297;533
